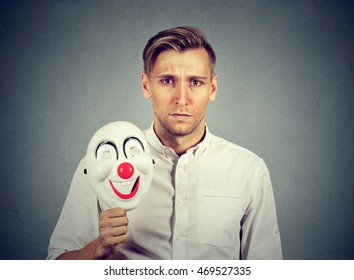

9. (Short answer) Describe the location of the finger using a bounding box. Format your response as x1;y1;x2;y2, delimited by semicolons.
99;216;129;228
100;232;127;247
113;241;126;253
100;207;126;219
101;225;128;237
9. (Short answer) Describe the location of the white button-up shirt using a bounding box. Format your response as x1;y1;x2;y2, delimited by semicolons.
47;124;282;260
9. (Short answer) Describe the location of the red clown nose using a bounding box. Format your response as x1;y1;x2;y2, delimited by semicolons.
117;162;134;179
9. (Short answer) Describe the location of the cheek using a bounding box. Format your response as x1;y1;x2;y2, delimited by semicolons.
90;161;114;182
194;98;210;114
151;85;175;101
152;95;171;112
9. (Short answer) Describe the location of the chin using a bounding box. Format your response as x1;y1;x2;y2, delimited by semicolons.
167;126;196;137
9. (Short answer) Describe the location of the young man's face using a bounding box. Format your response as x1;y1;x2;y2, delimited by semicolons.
142;48;217;140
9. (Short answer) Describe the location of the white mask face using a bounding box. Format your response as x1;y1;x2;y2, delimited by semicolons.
84;121;153;211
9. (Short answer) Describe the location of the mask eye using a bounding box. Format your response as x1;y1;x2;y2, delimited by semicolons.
96;141;118;160
124;137;144;158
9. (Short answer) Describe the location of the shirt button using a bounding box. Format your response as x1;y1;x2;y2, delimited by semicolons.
177;198;183;204
178;163;185;169
176;234;183;241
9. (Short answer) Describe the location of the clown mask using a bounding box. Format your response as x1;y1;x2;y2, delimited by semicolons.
84;121;153;211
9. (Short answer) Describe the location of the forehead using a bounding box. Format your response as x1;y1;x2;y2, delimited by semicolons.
152;48;211;75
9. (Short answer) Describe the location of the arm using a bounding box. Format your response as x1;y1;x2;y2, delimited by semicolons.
240;159;283;260
47;159;128;260
56;207;128;260
56;238;105;260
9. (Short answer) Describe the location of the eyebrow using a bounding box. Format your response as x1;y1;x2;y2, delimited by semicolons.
156;74;209;80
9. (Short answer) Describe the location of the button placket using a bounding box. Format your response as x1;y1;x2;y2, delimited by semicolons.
171;154;190;259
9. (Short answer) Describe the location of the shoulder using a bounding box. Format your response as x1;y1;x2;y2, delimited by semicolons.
208;133;261;160
206;133;270;176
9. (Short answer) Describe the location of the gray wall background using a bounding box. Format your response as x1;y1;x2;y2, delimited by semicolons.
1;0;353;260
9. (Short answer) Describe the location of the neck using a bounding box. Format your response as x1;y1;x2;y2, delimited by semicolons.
154;122;206;156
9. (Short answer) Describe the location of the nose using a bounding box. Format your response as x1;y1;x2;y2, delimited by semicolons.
175;81;188;106
117;162;134;179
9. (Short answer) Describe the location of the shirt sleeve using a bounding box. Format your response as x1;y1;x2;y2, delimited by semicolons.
47;157;100;260
240;159;283;260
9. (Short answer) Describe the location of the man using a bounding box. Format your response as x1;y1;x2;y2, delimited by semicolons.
47;26;282;260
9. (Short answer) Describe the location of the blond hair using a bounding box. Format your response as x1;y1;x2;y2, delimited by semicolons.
143;26;216;77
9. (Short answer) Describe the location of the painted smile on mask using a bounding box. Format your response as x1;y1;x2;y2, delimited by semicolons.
109;176;140;200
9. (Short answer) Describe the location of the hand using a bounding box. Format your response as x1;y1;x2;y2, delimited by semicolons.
96;207;128;258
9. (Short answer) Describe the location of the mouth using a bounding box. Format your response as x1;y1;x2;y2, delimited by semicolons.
109;176;140;200
170;113;192;120
171;111;192;116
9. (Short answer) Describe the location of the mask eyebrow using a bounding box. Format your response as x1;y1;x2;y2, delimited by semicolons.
95;141;118;160
123;137;145;158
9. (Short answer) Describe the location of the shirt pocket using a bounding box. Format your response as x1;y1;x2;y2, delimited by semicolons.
198;191;245;247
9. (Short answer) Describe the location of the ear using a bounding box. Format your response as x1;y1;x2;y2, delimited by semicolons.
208;74;218;102
142;72;152;99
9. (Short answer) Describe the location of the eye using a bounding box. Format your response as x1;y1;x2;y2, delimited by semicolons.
161;77;173;85
95;141;118;160
190;79;203;86
124;137;144;158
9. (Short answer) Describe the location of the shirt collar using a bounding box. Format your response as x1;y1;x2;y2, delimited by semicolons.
145;122;210;158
